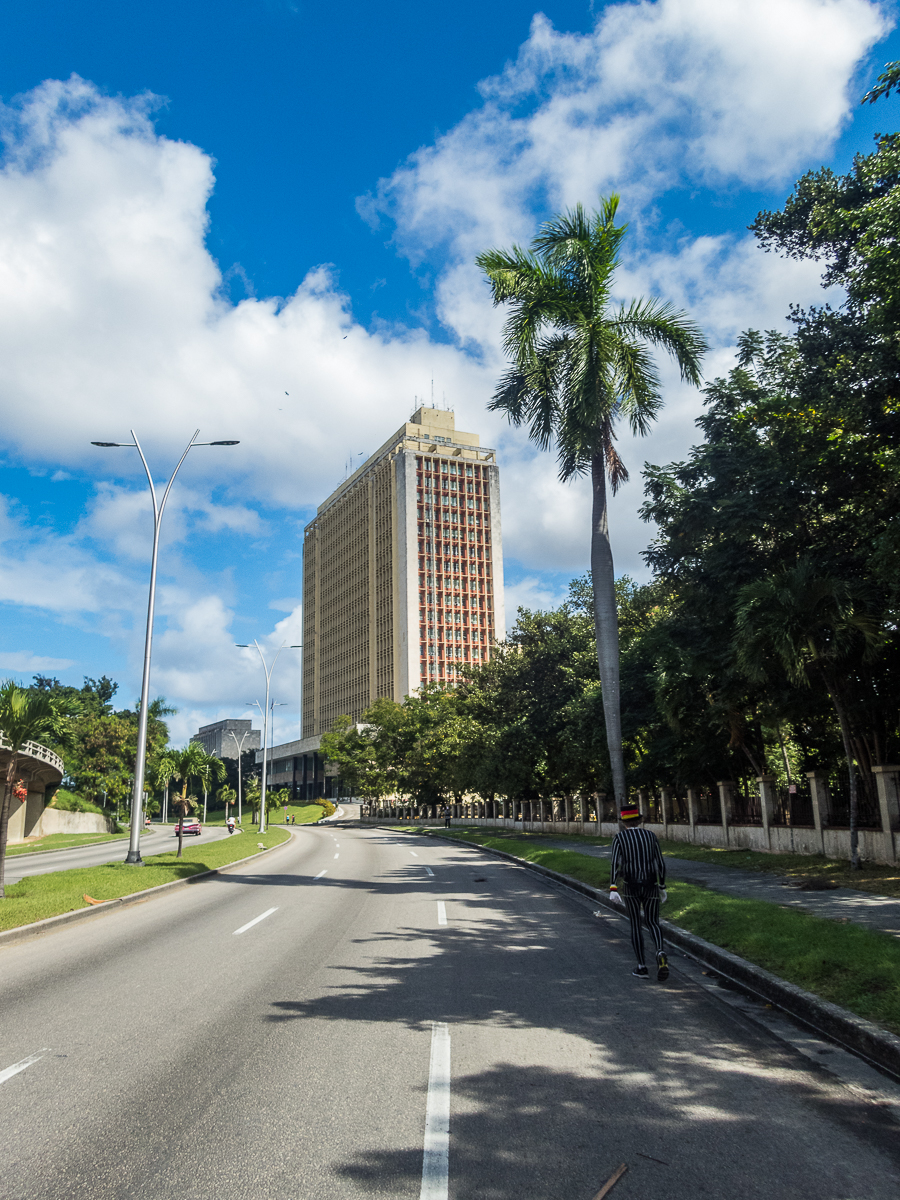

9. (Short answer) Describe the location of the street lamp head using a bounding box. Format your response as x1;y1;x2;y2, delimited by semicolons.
91;441;129;447
235;644;250;648
209;440;240;445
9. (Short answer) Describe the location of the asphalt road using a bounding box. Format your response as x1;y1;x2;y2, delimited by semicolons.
1;824;898;1199
5;825;232;885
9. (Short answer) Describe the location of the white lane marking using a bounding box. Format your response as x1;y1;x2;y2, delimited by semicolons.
437;901;447;926
334;853;340;859
410;850;419;857
233;907;278;936
0;1050;49;1086
420;1023;451;1200
425;867;435;877
315;869;328;879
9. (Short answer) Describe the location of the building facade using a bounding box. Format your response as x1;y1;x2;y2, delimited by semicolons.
192;718;261;760
302;406;504;738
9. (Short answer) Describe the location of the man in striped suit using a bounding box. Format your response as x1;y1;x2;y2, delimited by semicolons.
609;801;669;980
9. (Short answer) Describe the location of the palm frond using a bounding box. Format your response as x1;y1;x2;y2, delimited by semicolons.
611;298;708;385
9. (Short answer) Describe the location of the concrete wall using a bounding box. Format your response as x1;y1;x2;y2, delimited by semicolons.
9;805;117;843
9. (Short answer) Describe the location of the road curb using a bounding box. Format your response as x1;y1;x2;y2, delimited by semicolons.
375;823;900;1080
0;831;296;950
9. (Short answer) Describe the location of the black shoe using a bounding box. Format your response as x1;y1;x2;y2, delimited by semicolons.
657;953;669;982
632;966;649;978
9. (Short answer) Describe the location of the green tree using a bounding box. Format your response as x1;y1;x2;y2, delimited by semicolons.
195;750;226;823
0;681;76;897
167;742;209;857
735;561;881;868
476;196;706;806
218;784;237;823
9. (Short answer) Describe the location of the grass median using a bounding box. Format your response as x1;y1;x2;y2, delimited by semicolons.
7;831;129;857
427;827;900;1036
0;826;291;933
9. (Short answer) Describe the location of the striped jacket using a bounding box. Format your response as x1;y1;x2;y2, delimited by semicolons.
609;826;666;891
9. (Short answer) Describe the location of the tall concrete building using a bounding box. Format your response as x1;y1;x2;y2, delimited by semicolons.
192;718;260;760
302;405;504;738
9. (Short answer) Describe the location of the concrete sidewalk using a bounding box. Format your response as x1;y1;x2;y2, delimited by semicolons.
526;836;900;940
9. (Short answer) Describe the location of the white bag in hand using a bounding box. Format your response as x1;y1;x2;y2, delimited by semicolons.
608;888;625;910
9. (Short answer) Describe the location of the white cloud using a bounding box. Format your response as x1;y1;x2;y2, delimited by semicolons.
502;576;572;631
0;651;75;673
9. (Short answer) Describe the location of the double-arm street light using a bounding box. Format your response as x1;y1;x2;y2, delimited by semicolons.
236;641;300;833
226;727;254;825
93;429;239;864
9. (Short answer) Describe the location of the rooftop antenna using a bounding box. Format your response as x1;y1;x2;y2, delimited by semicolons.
431;378;434;406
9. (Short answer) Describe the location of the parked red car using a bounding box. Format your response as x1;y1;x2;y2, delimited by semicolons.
174;817;202;836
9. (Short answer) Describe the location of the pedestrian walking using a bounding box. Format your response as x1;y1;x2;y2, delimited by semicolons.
609;801;668;980
442;804;451;828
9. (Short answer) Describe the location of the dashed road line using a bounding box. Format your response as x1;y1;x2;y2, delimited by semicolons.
0;1050;49;1086
425;867;435;877
437;901;447;926
233;908;278;936
315;869;328;879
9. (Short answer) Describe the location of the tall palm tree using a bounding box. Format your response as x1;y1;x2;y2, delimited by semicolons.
477;197;707;806
168;742;210;858
735;561;881;869
197;751;226;823
149;751;177;825
0;681;74;897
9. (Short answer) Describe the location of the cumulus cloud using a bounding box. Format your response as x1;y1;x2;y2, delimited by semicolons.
0;651;75;673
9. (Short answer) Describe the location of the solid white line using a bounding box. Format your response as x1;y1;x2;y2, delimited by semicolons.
315;869;328;879
420;1023;451;1200
437;901;447;926
425;867;435;877
233;907;278;936
0;1050;49;1086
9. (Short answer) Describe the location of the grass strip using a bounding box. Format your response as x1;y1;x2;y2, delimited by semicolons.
430;828;900;1036
199;803;327;827
7;832;129;857
400;821;900;898
0;827;291;932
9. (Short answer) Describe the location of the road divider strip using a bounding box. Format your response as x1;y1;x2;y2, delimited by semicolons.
0;833;297;949
233;907;278;936
0;1049;49;1086
420;1022;450;1200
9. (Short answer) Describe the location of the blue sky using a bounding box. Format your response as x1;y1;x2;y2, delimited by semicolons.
0;0;897;745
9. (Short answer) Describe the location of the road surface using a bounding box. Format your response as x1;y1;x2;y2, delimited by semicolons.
1;824;898;1199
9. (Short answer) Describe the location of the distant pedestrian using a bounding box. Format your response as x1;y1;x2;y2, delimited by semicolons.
609;801;668;980
442;805;451;828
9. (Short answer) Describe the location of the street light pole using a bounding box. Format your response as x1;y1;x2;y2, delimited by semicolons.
236;642;295;833
93;429;239;864
226;728;251;825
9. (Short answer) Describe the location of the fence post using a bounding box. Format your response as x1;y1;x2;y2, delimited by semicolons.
757;776;777;850
871;766;900;861
686;788;698;839
806;771;830;850
660;787;672;838
717;781;734;844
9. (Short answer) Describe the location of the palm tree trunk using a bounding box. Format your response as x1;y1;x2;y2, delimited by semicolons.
820;670;859;869
589;453;626;807
0;753;19;899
